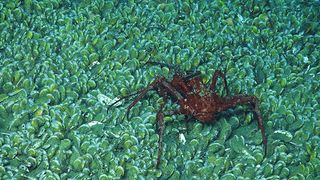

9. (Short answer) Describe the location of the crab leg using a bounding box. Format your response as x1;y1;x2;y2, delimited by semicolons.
222;95;267;155
210;70;229;96
182;71;201;81
107;89;144;113
125;77;165;120
125;77;184;120
156;102;165;168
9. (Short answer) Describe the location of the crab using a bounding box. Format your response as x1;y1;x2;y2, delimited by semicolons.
108;61;267;167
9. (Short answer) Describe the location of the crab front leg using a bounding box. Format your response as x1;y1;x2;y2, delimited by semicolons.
125;77;185;120
124;77;185;167
107;89;144;113
222;95;267;155
124;77;165;120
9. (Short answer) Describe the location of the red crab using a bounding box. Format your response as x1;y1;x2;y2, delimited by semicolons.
108;61;267;167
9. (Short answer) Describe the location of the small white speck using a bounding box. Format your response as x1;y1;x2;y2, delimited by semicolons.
88;121;103;127
89;61;100;69
179;133;186;145
92;61;100;65
98;94;121;106
238;14;244;23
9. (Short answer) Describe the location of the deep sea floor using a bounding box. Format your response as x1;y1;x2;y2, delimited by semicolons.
0;0;319;179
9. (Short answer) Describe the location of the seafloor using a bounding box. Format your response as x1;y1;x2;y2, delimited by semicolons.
0;0;319;179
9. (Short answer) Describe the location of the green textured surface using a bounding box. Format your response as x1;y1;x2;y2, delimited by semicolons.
0;0;319;179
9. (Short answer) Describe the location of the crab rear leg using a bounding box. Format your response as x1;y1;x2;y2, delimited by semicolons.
210;70;230;96
156;102;165;168
222;95;267;156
